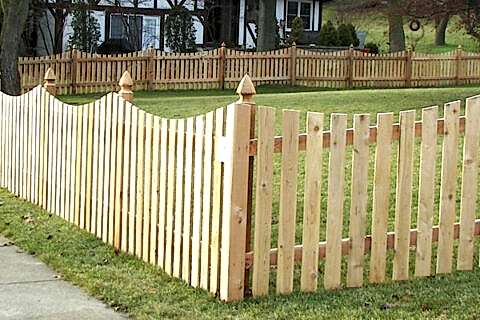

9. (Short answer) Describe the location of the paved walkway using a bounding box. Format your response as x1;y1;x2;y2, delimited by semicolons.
0;235;128;320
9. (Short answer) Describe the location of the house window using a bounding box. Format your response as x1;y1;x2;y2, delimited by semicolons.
110;15;143;50
286;1;313;31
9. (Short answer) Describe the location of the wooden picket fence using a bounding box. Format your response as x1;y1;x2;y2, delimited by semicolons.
18;45;480;95
2;70;480;302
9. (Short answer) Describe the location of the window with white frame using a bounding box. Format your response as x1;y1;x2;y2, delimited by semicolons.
286;0;313;31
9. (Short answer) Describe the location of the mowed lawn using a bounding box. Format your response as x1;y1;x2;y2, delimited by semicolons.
2;85;480;319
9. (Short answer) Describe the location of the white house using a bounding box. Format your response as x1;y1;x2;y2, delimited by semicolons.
36;0;327;55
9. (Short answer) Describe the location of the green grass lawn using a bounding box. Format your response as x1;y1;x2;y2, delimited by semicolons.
3;85;480;319
323;5;480;54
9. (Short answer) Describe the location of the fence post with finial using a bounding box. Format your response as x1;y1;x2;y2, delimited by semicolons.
219;42;226;90
44;67;57;96
219;74;255;302
347;44;354;88
290;42;297;86
119;71;134;103
70;45;78;94
147;44;155;91
405;45;413;87
455;45;463;86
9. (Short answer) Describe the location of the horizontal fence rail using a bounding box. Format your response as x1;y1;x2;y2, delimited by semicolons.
17;45;480;94
1;72;480;302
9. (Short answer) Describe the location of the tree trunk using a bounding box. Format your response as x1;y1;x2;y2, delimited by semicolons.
257;0;276;51
386;0;405;53
435;15;449;46
0;0;31;95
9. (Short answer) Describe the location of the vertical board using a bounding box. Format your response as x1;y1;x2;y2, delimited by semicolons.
209;108;225;294
136;110;146;257
252;107;276;297
191;116;204;286
457;97;480;271
182;117;195;282
149;117;161;264
157;118;169;267
346;114;370;288
392;110;415;281
415;106;438;277
324;113;348;290
369;113;394;283
436;101;460;274
165;118;177;275
128;107;139;255
173;119;185;277
114;96;124;250
276;110;300;294
200;112;214;289
143;114;153;261
121;102;132;252
108;95;119;246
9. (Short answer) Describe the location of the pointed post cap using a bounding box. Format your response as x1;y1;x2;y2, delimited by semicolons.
43;67;56;95
221;42;226;48
44;67;56;81
236;73;256;104
119;71;134;103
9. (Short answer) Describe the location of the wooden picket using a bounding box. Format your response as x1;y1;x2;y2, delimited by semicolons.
2;71;480;304
16;46;480;94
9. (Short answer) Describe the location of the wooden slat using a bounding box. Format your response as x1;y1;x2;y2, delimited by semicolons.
191;116;204;286
173;119;185;277
74;105;83;226
200;112;214;289
209;108;225;294
369;113;394;283
436;101;460;274
457;96;480;271
121;101;131;252
102;95;113;243
114;96;124;250
276;110;300;294
165;118;177;275
143;113;153;262
324;113;348;290
299;112;324;292
415;106;438;277
149;116;161;264
128;107;139;255
346;114;370;287
182;117;195;282
392;110;416;281
96;98;106;238
157;118;168;267
108;95;119;246
136;110;146;257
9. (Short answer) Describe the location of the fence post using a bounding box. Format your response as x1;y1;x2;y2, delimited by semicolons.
405;46;413;87
119;71;134;103
44;67;57;96
347;44;354;88
219;74;254;301
147;45;155;91
70;46;78;94
455;45;463;86
290;42;297;86
219;42;226;90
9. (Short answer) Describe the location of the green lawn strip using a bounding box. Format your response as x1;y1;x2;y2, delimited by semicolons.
1;189;480;319
323;6;479;54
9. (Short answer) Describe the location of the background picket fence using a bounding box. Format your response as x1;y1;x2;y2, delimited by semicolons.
18;45;480;95
1;71;480;302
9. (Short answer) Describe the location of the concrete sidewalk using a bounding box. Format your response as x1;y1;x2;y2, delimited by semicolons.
0;235;128;320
